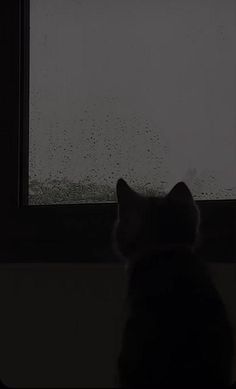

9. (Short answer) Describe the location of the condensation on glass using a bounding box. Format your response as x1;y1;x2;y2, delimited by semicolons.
29;0;236;204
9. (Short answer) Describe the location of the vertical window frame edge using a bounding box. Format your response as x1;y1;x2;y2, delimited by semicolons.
19;0;30;207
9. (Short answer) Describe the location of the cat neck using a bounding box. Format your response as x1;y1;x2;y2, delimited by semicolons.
129;243;194;263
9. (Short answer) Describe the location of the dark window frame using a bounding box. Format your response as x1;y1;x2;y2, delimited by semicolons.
0;0;235;263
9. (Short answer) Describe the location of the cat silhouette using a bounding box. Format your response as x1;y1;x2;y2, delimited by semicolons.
112;178;235;388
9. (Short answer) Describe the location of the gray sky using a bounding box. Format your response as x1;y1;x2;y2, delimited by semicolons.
30;0;236;200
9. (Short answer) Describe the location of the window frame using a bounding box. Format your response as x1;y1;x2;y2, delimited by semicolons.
0;0;235;263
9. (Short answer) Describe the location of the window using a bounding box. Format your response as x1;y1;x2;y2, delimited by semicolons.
1;0;236;262
29;0;236;205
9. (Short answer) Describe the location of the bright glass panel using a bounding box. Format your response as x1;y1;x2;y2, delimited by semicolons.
29;0;236;204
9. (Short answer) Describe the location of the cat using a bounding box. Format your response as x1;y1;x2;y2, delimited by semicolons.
112;178;235;388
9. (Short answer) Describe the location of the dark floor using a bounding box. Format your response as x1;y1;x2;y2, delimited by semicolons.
0;262;235;388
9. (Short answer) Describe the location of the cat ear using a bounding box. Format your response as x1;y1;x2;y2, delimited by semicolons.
116;178;137;204
116;178;141;219
167;181;194;203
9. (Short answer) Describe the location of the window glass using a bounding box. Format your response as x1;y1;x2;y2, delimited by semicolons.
29;0;236;204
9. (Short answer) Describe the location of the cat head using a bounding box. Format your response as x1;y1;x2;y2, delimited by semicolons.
112;178;201;262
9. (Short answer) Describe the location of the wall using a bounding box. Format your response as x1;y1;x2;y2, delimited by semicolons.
0;263;235;388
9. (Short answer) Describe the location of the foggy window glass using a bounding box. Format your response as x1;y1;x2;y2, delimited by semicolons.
29;0;236;204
